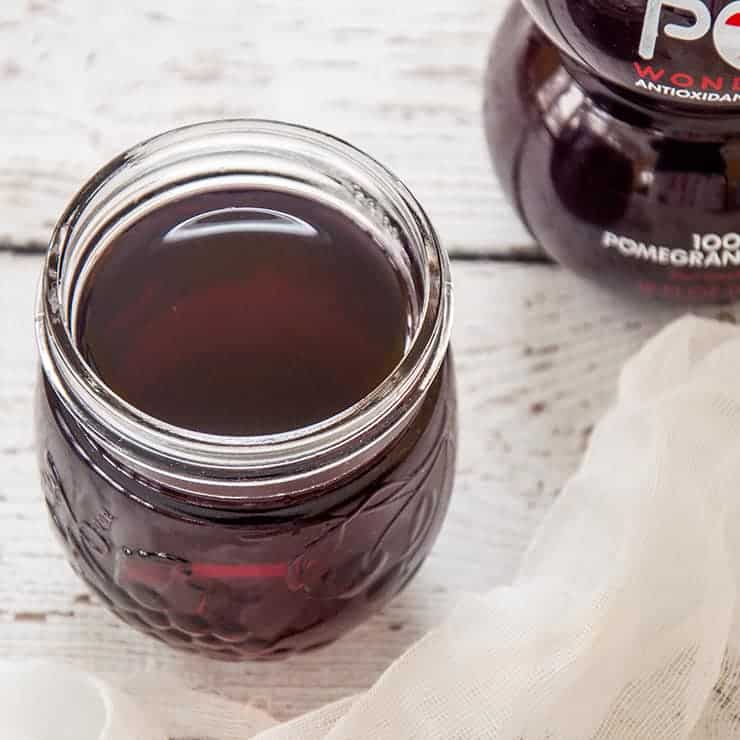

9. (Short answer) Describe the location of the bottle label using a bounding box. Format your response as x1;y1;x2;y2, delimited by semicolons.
601;230;740;300
602;230;740;269
636;0;740;103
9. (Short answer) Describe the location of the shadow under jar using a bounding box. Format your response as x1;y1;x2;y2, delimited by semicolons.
35;120;456;661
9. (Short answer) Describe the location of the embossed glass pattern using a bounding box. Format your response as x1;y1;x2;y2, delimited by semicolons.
35;121;457;660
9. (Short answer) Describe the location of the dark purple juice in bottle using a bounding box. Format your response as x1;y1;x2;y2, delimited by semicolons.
76;190;409;437
485;1;740;303
35;120;457;661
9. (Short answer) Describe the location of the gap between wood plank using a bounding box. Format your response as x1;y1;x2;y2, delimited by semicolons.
0;242;47;256
0;242;554;265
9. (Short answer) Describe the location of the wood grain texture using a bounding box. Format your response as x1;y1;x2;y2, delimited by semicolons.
1;252;734;722
0;0;532;256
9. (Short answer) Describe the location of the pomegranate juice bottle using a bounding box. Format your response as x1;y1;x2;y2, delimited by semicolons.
485;0;740;303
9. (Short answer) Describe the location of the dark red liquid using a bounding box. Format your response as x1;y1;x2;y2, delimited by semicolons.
37;190;457;660
485;2;740;303
76;191;409;436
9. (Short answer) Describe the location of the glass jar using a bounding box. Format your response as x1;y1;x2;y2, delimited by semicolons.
35;120;456;661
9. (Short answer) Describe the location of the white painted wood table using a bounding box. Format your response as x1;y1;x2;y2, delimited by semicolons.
0;0;734;729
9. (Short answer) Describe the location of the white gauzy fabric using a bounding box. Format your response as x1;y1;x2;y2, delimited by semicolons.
7;316;740;739
254;315;740;739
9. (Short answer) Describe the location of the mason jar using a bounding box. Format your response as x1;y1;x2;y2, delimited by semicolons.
35;120;457;661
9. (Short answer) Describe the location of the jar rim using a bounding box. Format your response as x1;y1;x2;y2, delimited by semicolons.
36;119;453;503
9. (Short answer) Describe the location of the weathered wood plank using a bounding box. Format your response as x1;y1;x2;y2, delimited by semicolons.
1;252;729;721
0;0;531;256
